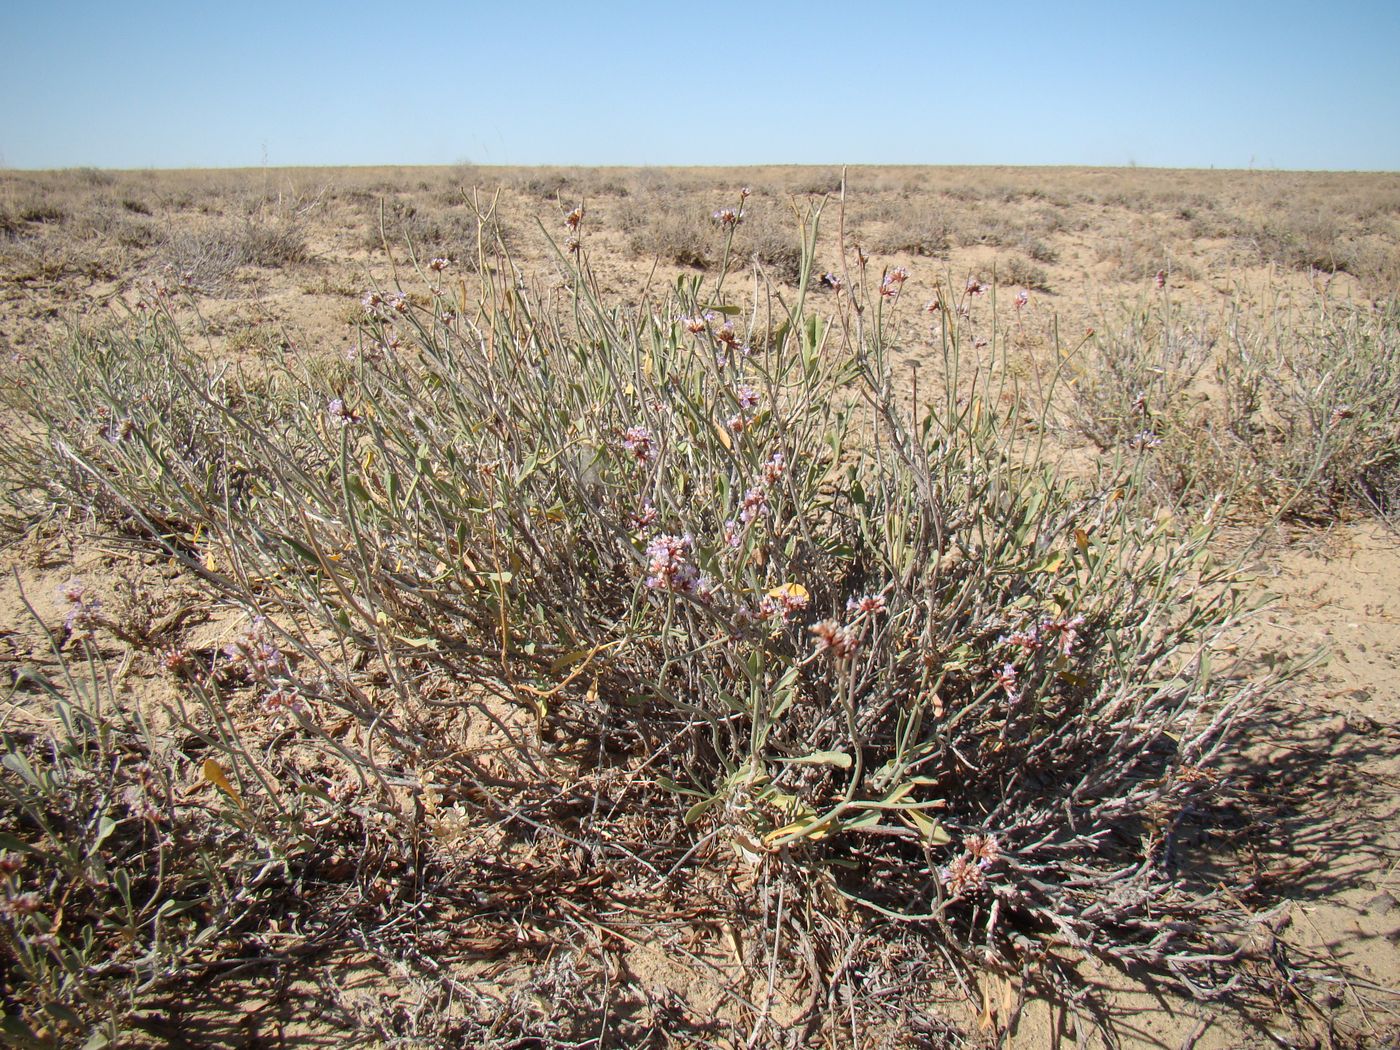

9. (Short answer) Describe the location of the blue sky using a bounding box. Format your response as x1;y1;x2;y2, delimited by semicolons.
2;1;1398;171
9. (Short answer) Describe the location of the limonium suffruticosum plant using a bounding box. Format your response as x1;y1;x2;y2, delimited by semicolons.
6;191;1286;996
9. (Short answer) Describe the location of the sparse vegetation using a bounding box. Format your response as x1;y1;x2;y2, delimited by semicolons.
0;164;1397;1047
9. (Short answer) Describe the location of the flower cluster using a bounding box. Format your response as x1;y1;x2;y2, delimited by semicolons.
58;579;102;638
564;206;584;231
223;616;287;683
762;451;786;486
1130;429;1163;450
327;397;359;426
644;533;710;597
712;207;741;227
428;256;451;273
965;277;986;297
940;832;1002;899
809;590;887;659
809;618;858;658
263;688;307;721
1014;289;1030;309
819;272;843;291
880;267;910;297
727;381;762;434
762;582;810;621
680;312;714;335
738;485;768;524
845;593;886;616
629;500;658;532
622;424;657;463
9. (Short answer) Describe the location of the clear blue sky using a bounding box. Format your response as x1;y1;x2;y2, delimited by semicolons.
3;0;1398;171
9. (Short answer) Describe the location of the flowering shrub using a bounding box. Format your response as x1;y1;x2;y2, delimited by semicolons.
4;197;1292;1012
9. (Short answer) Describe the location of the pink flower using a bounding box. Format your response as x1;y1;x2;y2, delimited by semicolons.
762;452;786;486
622;425;656;463
993;663;1020;702
738;485;768;524
845;593;887;616
810;618;858;658
629;501;658;532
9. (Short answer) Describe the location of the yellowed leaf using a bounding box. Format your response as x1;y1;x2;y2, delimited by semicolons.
202;759;244;810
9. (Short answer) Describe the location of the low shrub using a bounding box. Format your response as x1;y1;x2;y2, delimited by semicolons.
3;199;1297;1036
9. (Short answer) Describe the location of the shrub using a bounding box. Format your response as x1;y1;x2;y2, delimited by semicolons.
5;201;1295;1029
1068;287;1400;521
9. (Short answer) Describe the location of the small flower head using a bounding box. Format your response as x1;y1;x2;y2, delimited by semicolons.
712;207;741;227
1041;614;1085;659
361;290;384;313
160;646;191;674
629;501;658;532
762;451;786;486
964;833;1001;867
993;662;1020;701
1130;429;1163;450
764;582;810;621
622;425;656;463
716;321;741;348
327;397;359;426
428;256;451;273
723;519;742;548
810;618;858;658
1014;289;1029;309
564;206;584;230
223;616;286;683
941;855;987;898
643;533;709;598
263;689;307;720
726;414;746;434
738;485;768;524
820;272;843;291
845;593;887;617
735;383;760;412
59;580;102;637
680;313;712;335
880;267;910;297
965;277;986;297
1001;625;1041;653
1154;269;1167;289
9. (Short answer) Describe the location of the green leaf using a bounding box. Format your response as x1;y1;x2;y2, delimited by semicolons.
908;811;952;844
776;750;853;770
0;833;39;856
92;814;118;851
684;795;722;825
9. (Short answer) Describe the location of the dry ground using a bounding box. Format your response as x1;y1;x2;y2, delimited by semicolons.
1;164;1398;1048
